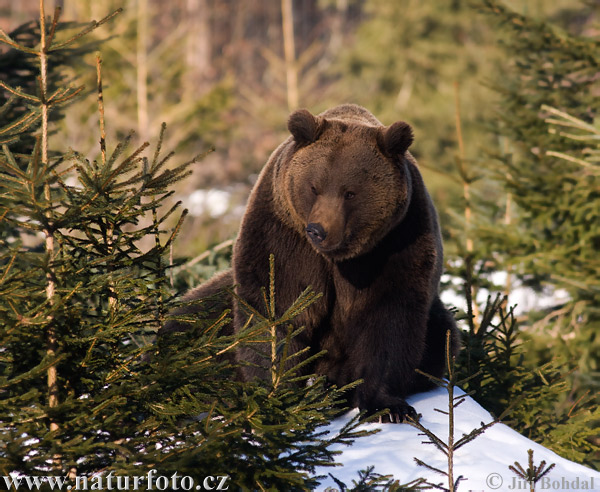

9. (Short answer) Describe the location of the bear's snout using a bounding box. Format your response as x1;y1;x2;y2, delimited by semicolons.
306;222;327;245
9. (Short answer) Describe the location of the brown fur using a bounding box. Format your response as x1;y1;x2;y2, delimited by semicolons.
164;104;460;422
161;269;233;335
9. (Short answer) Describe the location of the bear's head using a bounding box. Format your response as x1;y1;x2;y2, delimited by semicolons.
276;107;414;261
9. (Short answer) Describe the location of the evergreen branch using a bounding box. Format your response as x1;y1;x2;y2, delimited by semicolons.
213;321;258;360
278;349;326;382
546;123;598;136
541;104;598;133
90;395;126;417
463;275;477;335
408;418;449;455
201;311;234;350
105;131;135;169
455;370;483;388
135;199;184;237
104;143;149;187
509;461;527;479
480;293;506;332
414;368;446;387
453;476;465;491
0;28;38;53
508;449;556;490
413;458;447;477
151;122;167;169
568;390;590;418
453;418;498;450
0;135;19;145
452;396;467;407
268;254;276;320
271;324;294;388
49;8;122;51
545;151;598;172
233;290;266;322
46;85;85;108
0;92;19;119
162;208;188;250
0;81;40;103
536;462;556;481
94;54;107;166
45;7;62;49
139;165;194;191
0;248;19;285
281;287;322;321
0;109;42;138
0;353;67;390
1;144;28;179
105;349;147;383
549;273;593;292
37;75;46;105
331;409;381;444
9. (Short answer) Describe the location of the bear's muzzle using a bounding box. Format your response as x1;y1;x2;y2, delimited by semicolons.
306;222;327;245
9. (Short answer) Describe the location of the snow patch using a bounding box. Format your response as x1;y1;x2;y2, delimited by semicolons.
187;189;231;218
315;387;600;491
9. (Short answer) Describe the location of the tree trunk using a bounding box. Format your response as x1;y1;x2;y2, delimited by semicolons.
185;0;213;94
281;0;298;111
137;0;149;142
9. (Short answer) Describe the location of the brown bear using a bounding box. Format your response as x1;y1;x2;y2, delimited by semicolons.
164;104;460;423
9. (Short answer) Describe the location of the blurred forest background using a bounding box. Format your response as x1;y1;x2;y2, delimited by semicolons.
1;0;593;254
1;0;599;473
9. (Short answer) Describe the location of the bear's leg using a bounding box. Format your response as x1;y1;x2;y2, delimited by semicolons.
414;296;460;390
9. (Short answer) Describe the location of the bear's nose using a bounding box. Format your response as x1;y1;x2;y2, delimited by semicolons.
306;223;327;244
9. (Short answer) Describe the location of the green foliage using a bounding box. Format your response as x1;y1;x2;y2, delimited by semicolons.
139;255;373;490
436;0;600;469
327;465;428;491
456;291;600;467
0;5;375;490
477;0;600;384
0;52;195;476
2;2;599;487
125;292;372;490
0;16;106;152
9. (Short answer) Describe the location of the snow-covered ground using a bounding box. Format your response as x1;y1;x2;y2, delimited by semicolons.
441;271;571;317
316;387;599;491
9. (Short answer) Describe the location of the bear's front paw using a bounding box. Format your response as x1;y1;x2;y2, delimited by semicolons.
378;402;420;424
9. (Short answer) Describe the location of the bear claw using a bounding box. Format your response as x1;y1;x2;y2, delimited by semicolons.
377;404;420;424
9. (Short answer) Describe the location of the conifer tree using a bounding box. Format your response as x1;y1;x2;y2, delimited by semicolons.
477;0;600;397
455;290;600;467
0;4;192;477
0;4;380;490
422;0;600;469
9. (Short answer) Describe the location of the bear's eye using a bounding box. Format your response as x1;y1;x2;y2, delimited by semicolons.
311;185;318;195
344;191;356;200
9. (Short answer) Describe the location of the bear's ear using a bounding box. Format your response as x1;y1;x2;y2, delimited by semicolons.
288;109;324;146
380;121;414;157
